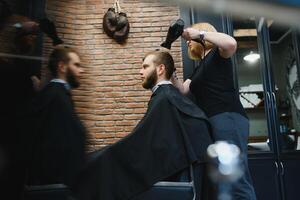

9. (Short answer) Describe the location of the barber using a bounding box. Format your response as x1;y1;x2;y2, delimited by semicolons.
172;22;257;200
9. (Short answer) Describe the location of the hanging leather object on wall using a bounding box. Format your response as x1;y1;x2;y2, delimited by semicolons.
103;7;117;37
102;0;129;44
114;12;129;43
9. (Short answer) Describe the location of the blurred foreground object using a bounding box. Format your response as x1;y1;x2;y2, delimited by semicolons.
207;141;243;200
154;0;300;28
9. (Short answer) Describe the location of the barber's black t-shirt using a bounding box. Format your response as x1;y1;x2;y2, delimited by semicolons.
189;48;247;118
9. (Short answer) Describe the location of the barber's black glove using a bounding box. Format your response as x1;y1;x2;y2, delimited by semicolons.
161;19;184;50
39;18;64;46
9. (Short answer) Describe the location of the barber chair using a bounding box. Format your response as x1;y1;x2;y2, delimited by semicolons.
133;163;205;200
23;164;205;200
24;184;73;200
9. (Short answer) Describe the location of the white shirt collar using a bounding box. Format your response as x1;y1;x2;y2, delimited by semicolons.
50;79;71;90
151;80;172;93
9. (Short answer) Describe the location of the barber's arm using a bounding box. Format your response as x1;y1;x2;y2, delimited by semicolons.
182;28;237;58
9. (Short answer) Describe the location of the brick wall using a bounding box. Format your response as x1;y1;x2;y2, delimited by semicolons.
43;0;183;150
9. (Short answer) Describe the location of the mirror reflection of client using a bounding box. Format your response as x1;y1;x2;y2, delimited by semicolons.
28;47;87;188
172;23;257;200
73;50;213;200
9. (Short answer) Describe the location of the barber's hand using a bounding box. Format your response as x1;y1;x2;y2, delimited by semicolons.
31;75;41;92
22;21;39;30
182;28;200;41
14;21;39;34
170;71;179;84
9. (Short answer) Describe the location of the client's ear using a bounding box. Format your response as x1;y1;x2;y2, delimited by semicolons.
58;61;66;73
157;64;165;76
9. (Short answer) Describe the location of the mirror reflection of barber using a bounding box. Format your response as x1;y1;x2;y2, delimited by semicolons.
171;23;257;200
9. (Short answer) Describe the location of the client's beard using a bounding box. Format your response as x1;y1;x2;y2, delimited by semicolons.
66;68;80;89
142;69;158;89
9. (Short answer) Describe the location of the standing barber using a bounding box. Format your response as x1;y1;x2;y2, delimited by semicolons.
172;22;256;200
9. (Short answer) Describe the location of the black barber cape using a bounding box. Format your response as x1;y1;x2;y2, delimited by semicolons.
28;82;86;186
73;84;212;200
0;58;39;199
